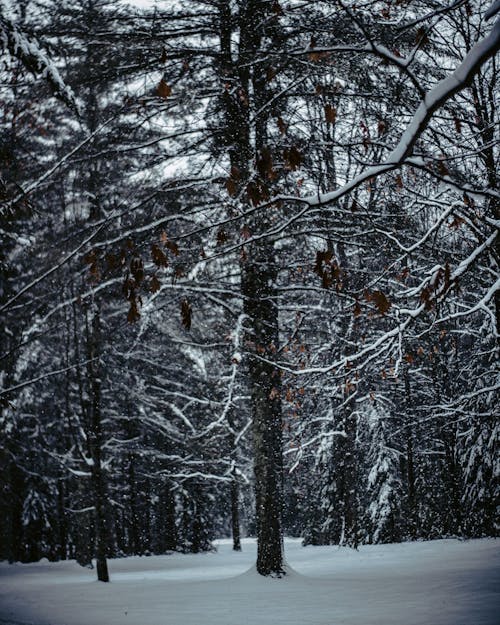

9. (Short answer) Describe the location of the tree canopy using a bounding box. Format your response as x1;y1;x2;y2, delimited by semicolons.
1;0;498;577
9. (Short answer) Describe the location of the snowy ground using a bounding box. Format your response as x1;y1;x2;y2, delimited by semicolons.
0;538;498;625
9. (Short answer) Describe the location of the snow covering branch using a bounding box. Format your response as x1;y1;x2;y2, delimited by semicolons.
1;116;117;219
486;0;500;20
0;218;110;314
255;231;499;378
0;10;79;113
291;11;500;209
194;313;247;440
0;358;97;398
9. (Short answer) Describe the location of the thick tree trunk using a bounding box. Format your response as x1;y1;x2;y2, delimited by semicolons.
339;402;358;547
218;0;285;575
334;246;359;547
6;461;23;563
231;478;241;551
86;306;109;582
191;506;202;554
242;257;284;575
57;477;67;560
323;400;358;547
128;457;141;554
164;484;178;552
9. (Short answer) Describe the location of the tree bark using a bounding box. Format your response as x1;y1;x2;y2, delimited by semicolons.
86;305;109;582
231;476;241;551
403;367;418;538
242;256;284;574
164;484;178;552
218;0;285;575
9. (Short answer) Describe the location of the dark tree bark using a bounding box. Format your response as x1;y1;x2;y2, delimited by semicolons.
403;367;418;538
128;457;141;554
6;461;24;563
57;477;68;560
218;0;285;575
242;257;284;574
164;484;178;552
338;401;359;547
86;306;109;582
231;477;241;551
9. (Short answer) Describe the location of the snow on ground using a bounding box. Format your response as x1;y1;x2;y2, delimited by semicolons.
0;538;498;625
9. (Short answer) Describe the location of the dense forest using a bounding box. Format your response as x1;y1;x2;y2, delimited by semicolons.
0;0;498;580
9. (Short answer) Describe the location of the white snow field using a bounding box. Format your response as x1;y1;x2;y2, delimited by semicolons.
0;538;498;625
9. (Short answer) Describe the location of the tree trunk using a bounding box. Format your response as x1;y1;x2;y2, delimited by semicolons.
128;457;141;554
339;402;359;547
403;367;418;538
242;257;284;575
86;306;109;582
57;477;67;560
164;484;178;552
231;478;241;551
218;0;285;575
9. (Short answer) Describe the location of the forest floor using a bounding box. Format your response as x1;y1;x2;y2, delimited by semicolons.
0;537;498;625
